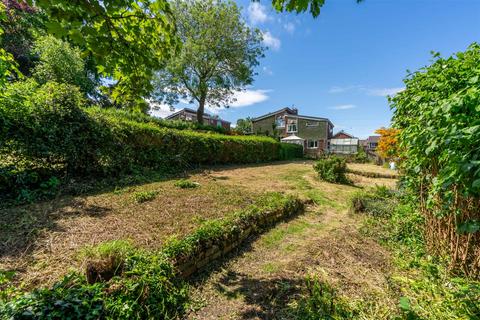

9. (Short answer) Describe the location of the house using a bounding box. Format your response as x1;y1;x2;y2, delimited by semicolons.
365;135;380;151
329;131;359;154
251;107;334;157
165;108;231;130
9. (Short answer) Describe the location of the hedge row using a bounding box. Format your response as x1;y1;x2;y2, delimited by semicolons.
0;193;304;319
0;81;303;198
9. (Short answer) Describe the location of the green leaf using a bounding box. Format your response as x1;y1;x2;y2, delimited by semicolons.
399;296;412;311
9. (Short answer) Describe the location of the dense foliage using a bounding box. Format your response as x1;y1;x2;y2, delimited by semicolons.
375;127;400;160
313;156;350;184
153;0;264;123
235;117;253;134
25;0;178;108
0;193;302;319
0;81;299;201
390;43;480;276
351;187;480;319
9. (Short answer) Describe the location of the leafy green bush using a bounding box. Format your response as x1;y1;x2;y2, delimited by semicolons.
391;43;480;275
174;179;200;189
313;156;350;184
279;142;303;160
351;148;369;163
132;190;158;203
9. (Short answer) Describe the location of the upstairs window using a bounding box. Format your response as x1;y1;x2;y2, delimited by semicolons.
306;121;319;127
287;119;298;132
275;116;285;128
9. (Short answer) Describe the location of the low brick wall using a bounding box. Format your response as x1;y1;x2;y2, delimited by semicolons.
172;199;305;278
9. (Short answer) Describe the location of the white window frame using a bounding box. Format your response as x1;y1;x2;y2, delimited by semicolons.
306;121;319;127
307;139;318;149
287;120;298;133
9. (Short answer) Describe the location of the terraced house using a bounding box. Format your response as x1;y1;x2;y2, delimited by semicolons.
251;107;334;157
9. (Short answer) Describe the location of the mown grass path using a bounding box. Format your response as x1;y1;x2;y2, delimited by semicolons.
185;162;397;319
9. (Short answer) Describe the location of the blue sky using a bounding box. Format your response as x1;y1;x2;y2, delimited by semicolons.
153;0;480;138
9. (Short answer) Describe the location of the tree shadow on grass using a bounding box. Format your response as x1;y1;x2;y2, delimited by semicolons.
0;198;111;261
214;270;304;319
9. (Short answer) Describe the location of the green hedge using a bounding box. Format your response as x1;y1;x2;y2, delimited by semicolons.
0;193;303;319
0;81;301;199
279;142;303;160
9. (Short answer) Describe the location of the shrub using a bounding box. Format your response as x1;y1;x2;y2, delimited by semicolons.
390;43;480;276
313;156;350;184
351;148;369;163
174;179;199;189
279;143;303;160
132;190;158;203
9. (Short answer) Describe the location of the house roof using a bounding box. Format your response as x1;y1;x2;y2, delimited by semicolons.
251;107;297;122
165;108;230;123
251;107;334;128
332;130;356;139
367;135;380;142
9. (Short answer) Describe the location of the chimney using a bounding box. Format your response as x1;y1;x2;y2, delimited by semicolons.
291;105;298;115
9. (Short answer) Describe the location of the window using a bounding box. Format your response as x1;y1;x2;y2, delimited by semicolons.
306;121;319;127
275;116;285;128
307;140;318;149
287;120;297;133
217;120;222;127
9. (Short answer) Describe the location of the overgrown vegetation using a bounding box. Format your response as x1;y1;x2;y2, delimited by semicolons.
174;179;200;189
294;276;356;319
313;156;350;184
391;43;480;276
132;190;158;203
0;193;303;319
352;187;480;319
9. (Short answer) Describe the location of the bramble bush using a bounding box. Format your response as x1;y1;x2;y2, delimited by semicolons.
352;187;480;319
390;43;480;276
313;156;350;184
0;80;302;201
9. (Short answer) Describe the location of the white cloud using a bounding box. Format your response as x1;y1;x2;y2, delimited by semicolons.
262;31;281;51
149;102;176;118
262;66;273;75
230;89;270;107
283;22;295;34
328;85;363;94
366;87;405;97
329;104;357;110
328;85;404;97
247;2;270;24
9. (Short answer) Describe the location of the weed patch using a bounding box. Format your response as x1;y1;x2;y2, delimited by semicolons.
174;179;200;189
132;190;158;203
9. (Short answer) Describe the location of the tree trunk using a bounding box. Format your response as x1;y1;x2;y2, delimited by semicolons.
197;95;206;125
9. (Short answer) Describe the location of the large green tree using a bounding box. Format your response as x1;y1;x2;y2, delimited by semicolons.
153;0;264;124
32;35;97;95
23;0;178;110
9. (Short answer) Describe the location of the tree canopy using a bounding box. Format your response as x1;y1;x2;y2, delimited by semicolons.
153;0;265;123
20;0;179;107
270;0;363;17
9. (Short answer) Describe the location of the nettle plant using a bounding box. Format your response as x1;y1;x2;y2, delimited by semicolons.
390;43;480;277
